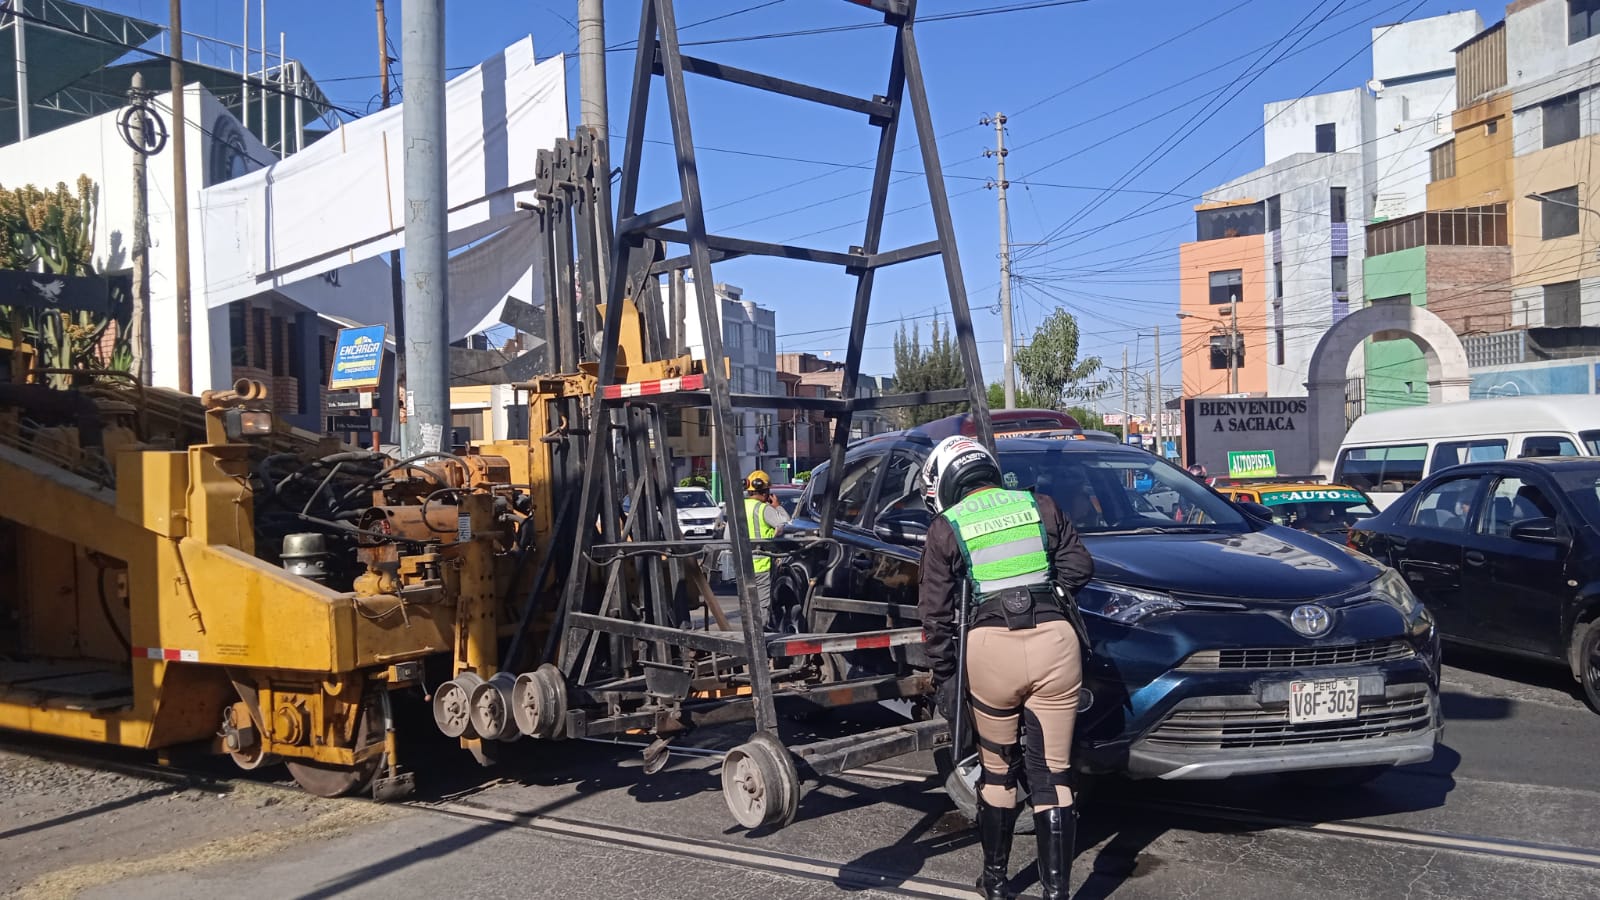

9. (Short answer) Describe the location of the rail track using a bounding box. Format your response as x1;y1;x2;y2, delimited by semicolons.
5;735;1598;900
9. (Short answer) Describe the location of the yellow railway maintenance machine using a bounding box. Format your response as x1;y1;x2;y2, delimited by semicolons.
0;375;535;799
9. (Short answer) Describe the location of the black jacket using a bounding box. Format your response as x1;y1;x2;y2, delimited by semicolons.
917;492;1095;684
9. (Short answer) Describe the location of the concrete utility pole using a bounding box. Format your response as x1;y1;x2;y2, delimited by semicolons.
241;0;249;132
1153;325;1163;457
129;72;153;385
578;0;608;138
983;113;1015;408
401;0;449;454
169;0;193;393
1121;345;1129;444
1228;295;1239;395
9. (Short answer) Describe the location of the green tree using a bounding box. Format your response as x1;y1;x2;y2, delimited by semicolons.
892;317;966;427
1014;309;1103;408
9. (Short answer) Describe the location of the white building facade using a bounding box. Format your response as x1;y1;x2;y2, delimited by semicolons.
666;281;781;482
1194;12;1482;398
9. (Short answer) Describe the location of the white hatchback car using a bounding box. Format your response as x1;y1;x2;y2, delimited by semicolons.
673;487;724;539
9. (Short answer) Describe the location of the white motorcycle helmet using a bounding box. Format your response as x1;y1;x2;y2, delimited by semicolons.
920;435;1003;514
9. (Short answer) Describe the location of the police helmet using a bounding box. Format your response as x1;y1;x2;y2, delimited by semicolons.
920;436;1002;514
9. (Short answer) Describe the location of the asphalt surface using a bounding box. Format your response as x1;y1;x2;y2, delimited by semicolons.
6;640;1598;899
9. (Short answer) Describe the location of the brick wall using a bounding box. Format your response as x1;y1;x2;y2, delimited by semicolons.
1427;245;1515;334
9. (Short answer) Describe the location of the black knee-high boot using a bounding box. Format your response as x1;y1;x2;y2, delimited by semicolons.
976;797;1020;899
1033;805;1076;900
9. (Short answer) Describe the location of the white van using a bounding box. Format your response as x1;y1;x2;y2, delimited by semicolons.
1334;395;1600;509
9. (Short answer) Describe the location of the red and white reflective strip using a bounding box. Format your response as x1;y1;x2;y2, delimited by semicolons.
772;628;925;657
132;646;200;662
600;374;707;400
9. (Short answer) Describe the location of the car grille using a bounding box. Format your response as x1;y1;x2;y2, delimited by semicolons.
1142;693;1433;750
1179;640;1414;671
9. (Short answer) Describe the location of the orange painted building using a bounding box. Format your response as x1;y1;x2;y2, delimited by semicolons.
1178;222;1270;399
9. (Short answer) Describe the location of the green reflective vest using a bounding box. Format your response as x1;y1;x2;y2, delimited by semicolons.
745;497;777;573
940;488;1051;600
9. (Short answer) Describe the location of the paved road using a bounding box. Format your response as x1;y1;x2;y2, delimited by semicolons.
6;645;1598;899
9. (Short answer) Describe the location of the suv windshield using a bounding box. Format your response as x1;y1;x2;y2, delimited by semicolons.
673;488;715;509
998;447;1249;534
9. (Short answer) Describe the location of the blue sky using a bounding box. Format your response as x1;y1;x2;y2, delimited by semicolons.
111;0;1506;405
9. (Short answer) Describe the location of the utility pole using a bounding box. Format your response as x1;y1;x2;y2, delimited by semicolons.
1153;325;1163;458
983;113;1014;408
578;0;608;138
401;0;448;453
241;0;249;132
1120;345;1129;444
377;0;404;390
1145;378;1154;454
169;0;193;393
1228;294;1239;395
129;72;152;385
12;1;28;140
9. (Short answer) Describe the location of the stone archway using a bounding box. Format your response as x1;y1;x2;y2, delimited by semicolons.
1305;304;1471;474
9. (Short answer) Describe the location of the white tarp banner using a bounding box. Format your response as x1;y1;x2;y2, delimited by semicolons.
199;37;565;308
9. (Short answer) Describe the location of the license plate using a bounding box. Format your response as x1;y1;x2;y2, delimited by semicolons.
1288;677;1359;724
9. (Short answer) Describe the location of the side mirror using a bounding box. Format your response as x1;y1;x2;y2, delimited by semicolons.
1238;501;1274;521
874;513;929;545
1509;517;1565;545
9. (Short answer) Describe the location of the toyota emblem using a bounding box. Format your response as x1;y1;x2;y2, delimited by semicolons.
1289;604;1332;637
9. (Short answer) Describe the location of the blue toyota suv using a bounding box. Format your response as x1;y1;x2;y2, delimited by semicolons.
785;428;1442;790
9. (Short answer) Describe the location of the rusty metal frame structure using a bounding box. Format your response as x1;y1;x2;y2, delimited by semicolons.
541;0;994;823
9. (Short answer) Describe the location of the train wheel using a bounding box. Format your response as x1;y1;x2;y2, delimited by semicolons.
721;732;799;830
286;756;382;798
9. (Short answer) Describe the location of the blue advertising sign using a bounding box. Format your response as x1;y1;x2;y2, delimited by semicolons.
329;325;386;390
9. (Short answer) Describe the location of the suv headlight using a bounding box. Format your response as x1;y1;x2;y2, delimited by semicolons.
1371;568;1420;617
1078;580;1185;625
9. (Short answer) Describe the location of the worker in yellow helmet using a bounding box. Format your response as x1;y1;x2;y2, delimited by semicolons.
743;469;791;626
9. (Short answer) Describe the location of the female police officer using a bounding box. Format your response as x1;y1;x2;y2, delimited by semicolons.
917;436;1093;900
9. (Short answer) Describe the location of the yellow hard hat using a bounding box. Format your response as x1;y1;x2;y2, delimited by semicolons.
744;470;771;492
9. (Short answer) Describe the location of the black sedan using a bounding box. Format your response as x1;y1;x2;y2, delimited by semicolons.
1348;457;1600;712
784;429;1442;791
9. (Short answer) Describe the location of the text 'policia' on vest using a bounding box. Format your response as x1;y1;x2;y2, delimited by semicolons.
941;488;1052;598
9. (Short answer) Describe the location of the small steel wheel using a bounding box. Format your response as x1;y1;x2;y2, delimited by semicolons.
721;732;799;830
1577;621;1600;713
228;740;279;772
469;672;520;742
512;664;568;738
433;672;484;739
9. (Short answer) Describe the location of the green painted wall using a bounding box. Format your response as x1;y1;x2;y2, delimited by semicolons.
1362;246;1429;413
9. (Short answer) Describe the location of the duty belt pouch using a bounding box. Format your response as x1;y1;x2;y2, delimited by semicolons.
995;587;1037;630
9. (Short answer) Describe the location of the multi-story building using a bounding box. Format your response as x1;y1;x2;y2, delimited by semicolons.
1361;0;1600;410
660;281;779;486
1179;13;1483;402
773;352;894;477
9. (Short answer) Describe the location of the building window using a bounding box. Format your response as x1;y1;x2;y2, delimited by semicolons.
1274;328;1285;366
1315;122;1337;153
1331;256;1348;294
1194;202;1265;241
1570;0;1600;43
1485;118;1498;135
698;412;710;437
1429;141;1456;182
251;308;268;370
1545;281;1581;327
1208;269;1243;306
665;410;683;437
1544;93;1580;148
1540;187;1581;239
1330;187;1347;224
1273;262;1284;299
1266;195;1281;231
229;304;248;366
1209;334;1242;370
